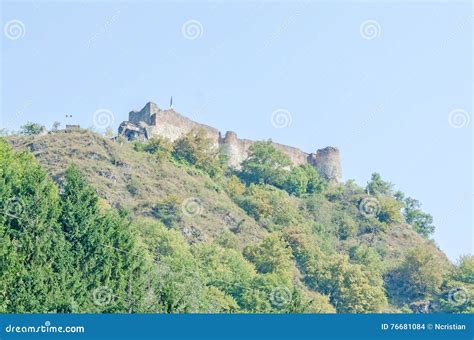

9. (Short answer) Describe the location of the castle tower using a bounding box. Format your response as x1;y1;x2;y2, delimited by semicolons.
308;147;342;183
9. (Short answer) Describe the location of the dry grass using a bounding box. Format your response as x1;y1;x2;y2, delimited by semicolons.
8;129;265;248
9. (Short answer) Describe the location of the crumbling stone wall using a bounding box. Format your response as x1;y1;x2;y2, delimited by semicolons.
119;102;342;182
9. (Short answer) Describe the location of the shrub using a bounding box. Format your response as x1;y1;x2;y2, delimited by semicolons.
172;129;221;177
143;137;173;160
152;195;182;228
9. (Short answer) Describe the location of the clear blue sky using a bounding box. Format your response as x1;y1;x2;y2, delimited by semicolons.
1;1;472;261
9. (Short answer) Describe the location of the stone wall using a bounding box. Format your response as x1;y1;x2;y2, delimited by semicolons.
119;102;342;182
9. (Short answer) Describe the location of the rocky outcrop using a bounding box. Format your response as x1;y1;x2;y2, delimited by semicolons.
119;102;342;182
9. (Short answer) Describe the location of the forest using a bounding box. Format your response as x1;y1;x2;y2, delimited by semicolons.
0;126;472;313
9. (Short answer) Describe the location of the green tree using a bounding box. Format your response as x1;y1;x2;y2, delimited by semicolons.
403;197;435;237
240;140;291;186
386;245;446;305
438;255;473;313
237;184;298;229
366;173;393;196
59;165;150;312
0;139;71;312
20;122;45;135
322;256;387;313
283;166;309;196
376;196;403;224
244;233;293;277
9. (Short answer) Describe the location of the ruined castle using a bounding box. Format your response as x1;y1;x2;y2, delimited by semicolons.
118;102;342;182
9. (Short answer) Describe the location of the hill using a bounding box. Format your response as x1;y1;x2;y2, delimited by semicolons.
2;129;472;314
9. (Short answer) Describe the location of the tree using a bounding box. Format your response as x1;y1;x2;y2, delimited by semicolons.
321;256;387;313
193;243;256;310
20;122;45;135
386;245;446;305
283;166;308;196
237;184;298;229
240;141;291;187
438;255;474;313
243;233;293;277
376;196;403;224
366;173;393;196
52;121;61;131
59;165;150;312
402;197;435;237
0;139;72;312
136;218;206;312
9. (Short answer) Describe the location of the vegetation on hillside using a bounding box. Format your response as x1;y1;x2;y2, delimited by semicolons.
1;129;471;314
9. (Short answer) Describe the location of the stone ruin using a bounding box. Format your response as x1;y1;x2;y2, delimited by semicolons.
118;102;342;182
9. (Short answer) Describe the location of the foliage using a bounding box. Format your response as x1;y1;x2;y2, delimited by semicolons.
283;164;325;196
386;245;447;306
437;255;474;313
143;137;173;160
0;133;451;315
151;195;182;228
396;193;435;237
376;196;403;224
20;122;45;136
172;129;222;177
236;184;299;230
0;139;70;312
366;172;393;196
240;141;291;186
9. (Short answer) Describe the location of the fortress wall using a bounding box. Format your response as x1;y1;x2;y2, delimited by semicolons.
220;132;309;169
149;109;221;147
129;102;158;125
219;131;253;168
272;142;309;165
120;102;342;182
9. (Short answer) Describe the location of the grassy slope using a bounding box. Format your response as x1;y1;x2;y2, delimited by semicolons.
8;130;450;304
8;130;265;249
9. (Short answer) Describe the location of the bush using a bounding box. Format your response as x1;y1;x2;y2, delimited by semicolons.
143;137;173;160
152;195;182;228
172;129;221;177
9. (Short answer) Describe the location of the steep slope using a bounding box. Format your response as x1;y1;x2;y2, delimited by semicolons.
7;129;454;313
8;130;265;248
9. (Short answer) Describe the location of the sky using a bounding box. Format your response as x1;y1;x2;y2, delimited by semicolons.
1;0;472;261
